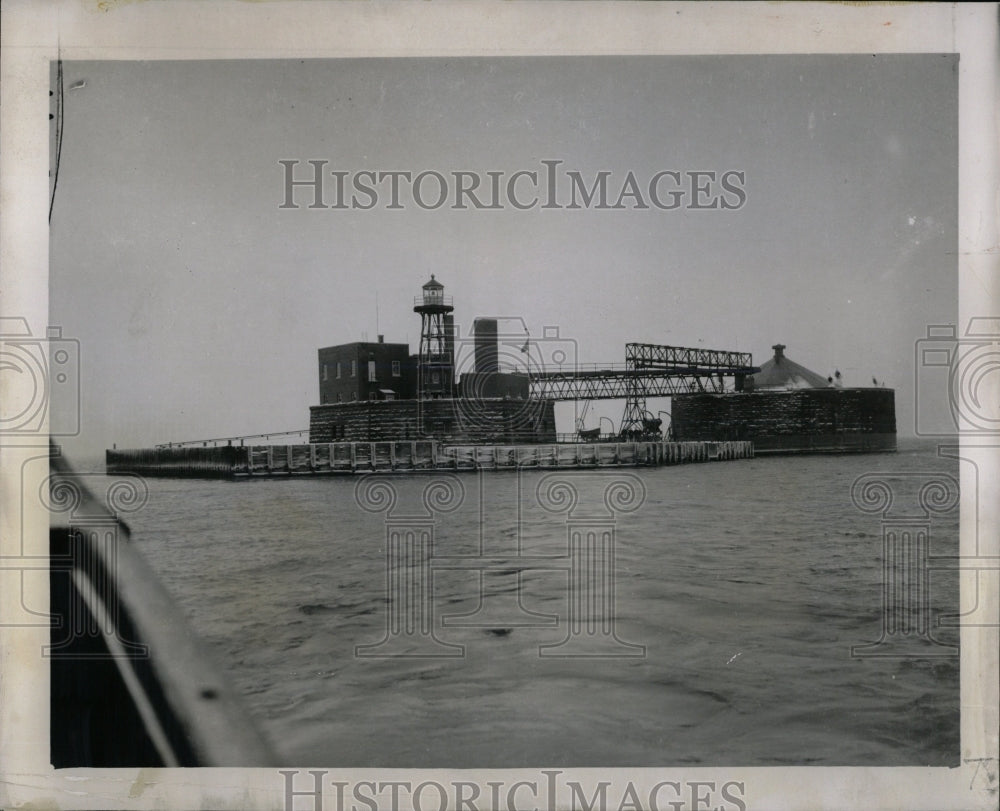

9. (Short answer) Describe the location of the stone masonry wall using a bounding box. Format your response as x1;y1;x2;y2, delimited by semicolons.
671;388;896;453
309;398;557;444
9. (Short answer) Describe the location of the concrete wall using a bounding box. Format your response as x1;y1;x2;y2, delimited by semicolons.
107;440;753;478
671;388;896;454
310;397;557;444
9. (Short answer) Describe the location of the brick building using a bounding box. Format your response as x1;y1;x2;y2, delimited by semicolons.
317;338;416;405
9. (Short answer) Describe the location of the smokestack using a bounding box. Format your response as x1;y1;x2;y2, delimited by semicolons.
474;318;499;374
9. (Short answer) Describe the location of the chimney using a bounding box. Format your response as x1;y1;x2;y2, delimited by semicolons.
377;334;384;344
474;318;499;374
772;344;786;361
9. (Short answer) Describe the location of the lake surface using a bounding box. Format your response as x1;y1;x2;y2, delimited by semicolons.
89;439;960;767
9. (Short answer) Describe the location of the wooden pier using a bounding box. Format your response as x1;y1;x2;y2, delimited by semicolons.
106;440;753;479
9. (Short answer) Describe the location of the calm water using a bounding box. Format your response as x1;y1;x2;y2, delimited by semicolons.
91;439;960;767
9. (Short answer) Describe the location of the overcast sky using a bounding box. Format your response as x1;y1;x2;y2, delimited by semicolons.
49;55;957;457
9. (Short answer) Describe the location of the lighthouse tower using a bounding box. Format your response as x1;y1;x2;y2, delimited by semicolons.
413;275;455;399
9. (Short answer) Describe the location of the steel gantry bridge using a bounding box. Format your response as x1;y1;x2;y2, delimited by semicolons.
154;345;757;449
528;342;758;438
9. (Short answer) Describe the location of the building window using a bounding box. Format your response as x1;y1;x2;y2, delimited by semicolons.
336;362;341;379
369;392;377;400
368;360;377;382
322;394;328;403
337;393;342;403
392;360;401;377
351;360;357;378
322;364;328;381
432;371;440;384
352;392;357;401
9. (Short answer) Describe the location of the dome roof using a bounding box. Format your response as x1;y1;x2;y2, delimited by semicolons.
422;274;444;290
750;344;829;390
